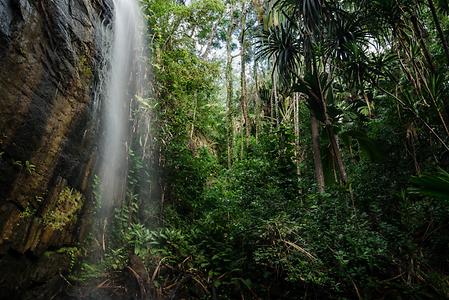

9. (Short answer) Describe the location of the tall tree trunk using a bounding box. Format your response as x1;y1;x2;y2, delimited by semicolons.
254;61;261;142
293;93;301;176
317;68;348;184
201;17;223;59
226;52;233;168
311;110;325;192
305;37;325;191
239;3;250;147
226;5;236;168
270;70;275;131
190;91;197;141
272;74;279;127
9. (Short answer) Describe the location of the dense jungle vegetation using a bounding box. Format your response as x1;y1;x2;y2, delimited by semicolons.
73;0;449;298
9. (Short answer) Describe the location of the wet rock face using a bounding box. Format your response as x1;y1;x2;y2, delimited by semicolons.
0;0;111;297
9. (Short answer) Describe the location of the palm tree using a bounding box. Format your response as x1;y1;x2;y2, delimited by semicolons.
257;0;353;190
257;18;327;191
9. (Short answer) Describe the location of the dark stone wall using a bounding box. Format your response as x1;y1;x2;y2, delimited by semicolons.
0;0;111;297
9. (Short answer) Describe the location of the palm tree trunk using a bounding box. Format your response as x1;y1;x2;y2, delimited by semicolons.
318;74;348;185
325;121;348;184
305;37;325;191
311;110;325;192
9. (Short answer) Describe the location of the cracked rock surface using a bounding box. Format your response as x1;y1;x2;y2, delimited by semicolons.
0;0;111;298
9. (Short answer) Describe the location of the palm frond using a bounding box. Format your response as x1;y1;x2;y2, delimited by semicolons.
408;168;449;200
256;21;302;85
325;11;371;61
274;0;323;33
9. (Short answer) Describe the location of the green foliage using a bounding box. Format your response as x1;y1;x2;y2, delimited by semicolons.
147;149;392;298
409;168;449;200
12;159;35;174
92;175;102;210
72;0;449;298
104;247;128;271
78;55;93;79
73;262;107;282
24;160;36;174
19;205;36;219
43;187;83;230
112;195;152;259
56;247;80;271
123;223;152;258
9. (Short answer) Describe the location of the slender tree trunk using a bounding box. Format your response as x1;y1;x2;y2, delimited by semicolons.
226;5;236;168
201;16;224;59
270;71;275;130
275;77;279;127
190;92;197;141
311;110;325;193
226;51;233;168
293;93;301;176
239;3;250;147
254;62;261;142
427;0;449;63
240;129;244;159
273;74;279;127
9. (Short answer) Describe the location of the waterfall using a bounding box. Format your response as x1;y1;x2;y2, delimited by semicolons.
97;0;148;216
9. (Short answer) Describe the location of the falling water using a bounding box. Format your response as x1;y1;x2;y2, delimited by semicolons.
97;0;148;216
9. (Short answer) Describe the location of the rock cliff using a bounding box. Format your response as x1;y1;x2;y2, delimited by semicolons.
0;0;111;298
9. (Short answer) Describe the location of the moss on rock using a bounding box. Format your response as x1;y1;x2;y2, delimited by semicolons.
42;187;83;230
